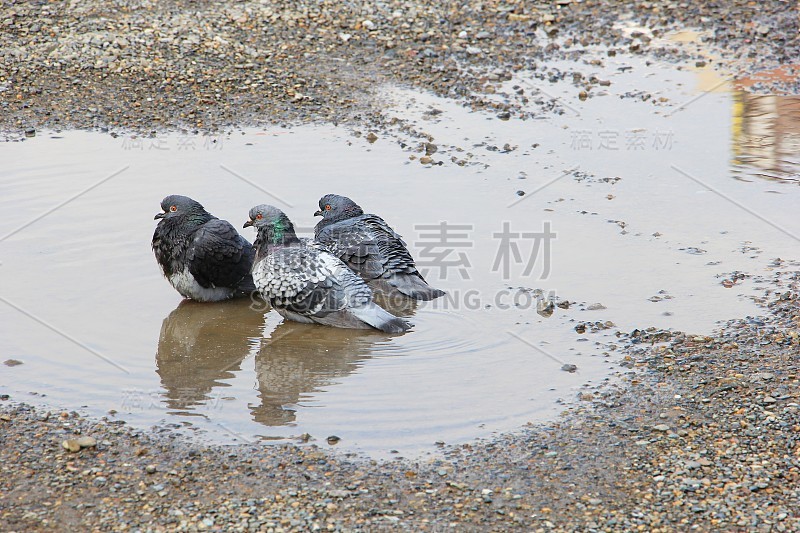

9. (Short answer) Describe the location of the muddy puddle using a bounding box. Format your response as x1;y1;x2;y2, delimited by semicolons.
2;53;798;458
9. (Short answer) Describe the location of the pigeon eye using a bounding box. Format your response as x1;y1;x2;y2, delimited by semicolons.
256;213;263;220
325;204;331;211
169;205;177;212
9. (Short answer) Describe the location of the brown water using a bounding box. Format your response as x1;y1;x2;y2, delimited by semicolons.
2;54;798;457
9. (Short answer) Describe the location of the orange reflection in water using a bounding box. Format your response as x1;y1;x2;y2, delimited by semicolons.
731;66;800;183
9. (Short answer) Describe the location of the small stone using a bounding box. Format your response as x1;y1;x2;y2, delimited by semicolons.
561;364;578;373
145;464;157;474
365;132;378;143
586;303;606;310
516;190;525;196
419;156;433;165
537;299;555;318
62;439;81;453
652;424;670;432
362;20;375;30
3;359;23;366
326;435;341;445
76;436;97;448
578;90;588;101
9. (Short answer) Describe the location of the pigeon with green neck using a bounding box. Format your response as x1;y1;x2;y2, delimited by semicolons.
245;204;410;333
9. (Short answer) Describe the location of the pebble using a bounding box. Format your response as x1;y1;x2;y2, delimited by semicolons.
76;436;97;448
62;439;81;453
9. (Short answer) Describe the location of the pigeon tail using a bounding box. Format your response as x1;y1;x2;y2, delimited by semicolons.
387;273;446;301
349;302;411;333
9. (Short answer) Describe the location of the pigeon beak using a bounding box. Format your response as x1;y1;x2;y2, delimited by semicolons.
243;220;253;228
154;212;165;220
313;210;323;217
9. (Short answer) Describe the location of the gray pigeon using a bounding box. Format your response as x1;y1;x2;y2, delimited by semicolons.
153;195;257;302
244;204;410;333
314;194;445;301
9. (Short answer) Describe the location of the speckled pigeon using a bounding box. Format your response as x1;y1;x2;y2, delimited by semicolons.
244;204;410;333
313;194;445;301
152;195;256;302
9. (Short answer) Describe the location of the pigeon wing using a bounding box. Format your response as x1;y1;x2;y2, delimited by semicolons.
359;215;421;277
258;247;371;317
187;219;254;289
316;223;384;279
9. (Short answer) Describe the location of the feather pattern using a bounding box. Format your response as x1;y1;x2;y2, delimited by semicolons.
314;195;445;301
247;204;410;333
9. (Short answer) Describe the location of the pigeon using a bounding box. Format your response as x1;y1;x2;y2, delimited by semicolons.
244;204;410;333
313;194;445;301
153;195;257;302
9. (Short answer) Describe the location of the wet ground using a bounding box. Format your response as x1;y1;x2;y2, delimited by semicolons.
3;53;798;460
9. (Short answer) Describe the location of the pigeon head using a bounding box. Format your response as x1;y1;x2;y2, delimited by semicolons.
314;194;364;223
154;195;212;225
244;204;299;246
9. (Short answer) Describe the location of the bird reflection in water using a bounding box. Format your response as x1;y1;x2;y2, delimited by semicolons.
250;316;409;427
156;296;413;427
155;299;265;414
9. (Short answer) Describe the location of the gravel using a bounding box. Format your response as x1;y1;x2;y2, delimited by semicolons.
1;0;797;134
